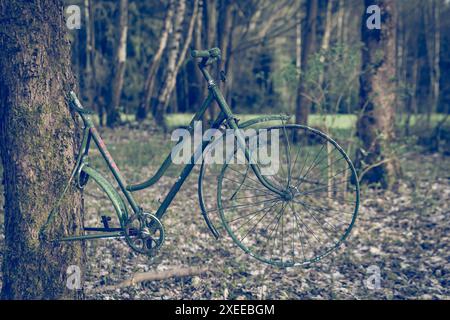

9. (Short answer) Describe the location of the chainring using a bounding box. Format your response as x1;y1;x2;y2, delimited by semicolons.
124;212;165;256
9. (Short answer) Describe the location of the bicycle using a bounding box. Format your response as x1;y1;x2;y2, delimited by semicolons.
41;47;360;267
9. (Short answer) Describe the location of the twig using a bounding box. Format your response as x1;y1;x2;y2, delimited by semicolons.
90;266;210;294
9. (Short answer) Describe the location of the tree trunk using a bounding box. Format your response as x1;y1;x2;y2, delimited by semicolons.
106;0;128;127
205;0;218;121
84;0;92;106
136;0;175;121
405;3;420;135
295;10;302;74
432;1;441;114
218;0;236;103
0;0;85;299
167;0;199;115
318;0;333;90
424;0;441;127
155;0;199;129
337;0;345;44
321;0;333;53
405;56;419;136
191;0;205;112
295;0;318;125
86;0;99;117
153;0;187;129
356;0;400;189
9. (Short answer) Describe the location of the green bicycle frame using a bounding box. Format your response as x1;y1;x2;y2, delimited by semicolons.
55;50;286;242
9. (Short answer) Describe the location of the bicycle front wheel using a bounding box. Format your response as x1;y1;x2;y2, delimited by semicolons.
217;125;359;267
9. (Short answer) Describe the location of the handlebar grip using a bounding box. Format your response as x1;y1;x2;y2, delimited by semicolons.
191;50;210;58
191;47;221;59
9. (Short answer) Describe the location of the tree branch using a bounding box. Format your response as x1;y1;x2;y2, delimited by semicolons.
90;266;211;294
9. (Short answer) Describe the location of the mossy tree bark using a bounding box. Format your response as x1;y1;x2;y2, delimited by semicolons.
0;0;85;299
357;0;401;189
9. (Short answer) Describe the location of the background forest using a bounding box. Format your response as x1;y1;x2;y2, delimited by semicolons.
68;0;450;188
70;0;449;130
0;0;449;300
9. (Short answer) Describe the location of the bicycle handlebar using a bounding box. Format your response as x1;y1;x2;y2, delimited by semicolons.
191;47;221;59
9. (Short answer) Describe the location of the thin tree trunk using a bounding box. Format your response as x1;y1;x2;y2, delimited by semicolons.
84;0;92;107
136;0;175;121
405;56;419;136
321;0;333;52
181;68;190;112
218;0;236;103
318;0;333;90
0;0;85;299
295;0;318;126
195;0;204;53
426;0;441;126
174;0;203;115
356;0;400;189
106;0;128;127
86;0;99;118
192;0;205;111
424;1;433;127
153;0;187;129
395;1;404;112
343;2;350;46
294;9;303;112
433;1;441;112
337;0;345;45
295;10;302;74
420;0;441;128
205;0;218;121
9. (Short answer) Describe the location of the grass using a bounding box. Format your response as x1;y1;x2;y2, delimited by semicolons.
166;113;357;130
396;113;447;127
89;112;446;134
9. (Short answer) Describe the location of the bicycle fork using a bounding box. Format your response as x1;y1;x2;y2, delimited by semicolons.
204;80;288;200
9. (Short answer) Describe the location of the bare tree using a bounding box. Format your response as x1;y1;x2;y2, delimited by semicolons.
153;0;194;129
136;0;176;121
106;0;129;127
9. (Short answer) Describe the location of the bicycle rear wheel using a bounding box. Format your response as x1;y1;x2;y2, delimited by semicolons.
217;125;359;267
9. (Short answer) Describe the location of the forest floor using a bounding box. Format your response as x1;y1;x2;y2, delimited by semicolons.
0;125;449;300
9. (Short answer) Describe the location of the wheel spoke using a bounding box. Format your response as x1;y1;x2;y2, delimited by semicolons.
239;201;284;243
211;196;280;214
233;200;282;231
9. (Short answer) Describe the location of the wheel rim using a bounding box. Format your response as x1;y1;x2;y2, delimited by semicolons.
217;124;360;267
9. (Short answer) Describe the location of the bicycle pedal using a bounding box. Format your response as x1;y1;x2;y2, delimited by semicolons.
101;215;112;229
